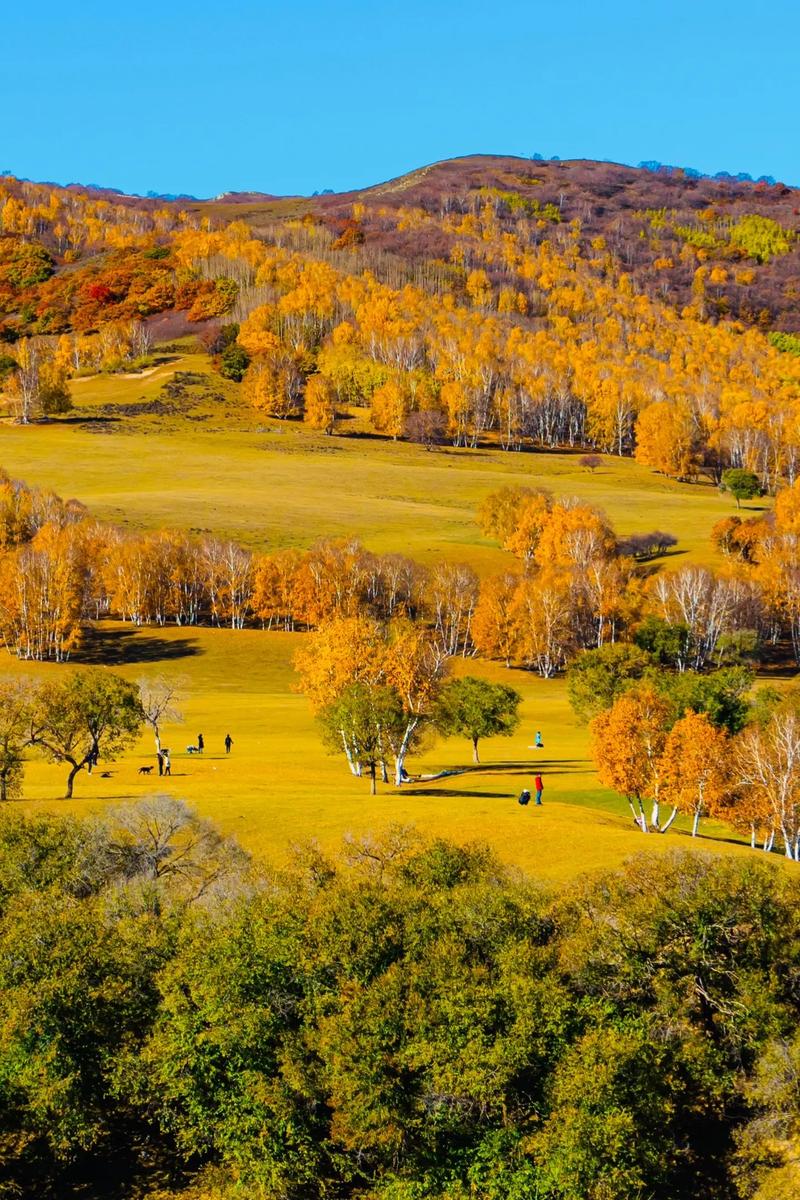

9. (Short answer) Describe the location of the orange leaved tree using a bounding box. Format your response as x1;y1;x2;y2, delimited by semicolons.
590;686;673;832
658;710;732;837
295;615;447;786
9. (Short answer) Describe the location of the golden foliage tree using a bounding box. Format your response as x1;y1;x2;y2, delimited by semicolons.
590;687;673;832
659;710;732;836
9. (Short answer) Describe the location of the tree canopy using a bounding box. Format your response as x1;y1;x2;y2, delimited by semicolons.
433;675;522;762
0;810;798;1199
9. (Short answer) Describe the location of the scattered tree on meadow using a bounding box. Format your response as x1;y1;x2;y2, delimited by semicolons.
433;675;521;763
0;678;33;801
29;670;143;798
303;372;337;434
578;453;603;472
296;615;448;786
108;795;248;899
659;710;733;836
566;642;652;723
735;707;800;860
591;686;674;832
404;408;446;449
721;467;762;508
317;682;407;791
138;675;184;754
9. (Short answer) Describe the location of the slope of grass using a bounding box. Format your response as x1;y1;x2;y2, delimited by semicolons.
0;350;775;881
4;622;759;884
0;352;754;569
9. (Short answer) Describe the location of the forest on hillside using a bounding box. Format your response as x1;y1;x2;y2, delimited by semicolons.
3;161;800;488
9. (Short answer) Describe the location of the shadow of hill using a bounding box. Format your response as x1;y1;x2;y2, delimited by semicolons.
75;626;201;666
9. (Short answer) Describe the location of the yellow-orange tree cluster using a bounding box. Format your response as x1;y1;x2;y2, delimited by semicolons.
591;683;800;861
470;487;766;676
5;175;800;488
9;467;800;687
0;471;479;661
174;208;800;488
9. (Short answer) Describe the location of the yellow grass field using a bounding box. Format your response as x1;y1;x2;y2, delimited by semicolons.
5;623;761;884
0;352;778;881
0;349;755;569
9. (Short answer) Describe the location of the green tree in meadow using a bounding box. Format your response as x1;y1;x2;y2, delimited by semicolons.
566;643;652;723
433;676;522;762
649;665;754;735
317;681;408;792
0;677;34;801
721;468;762;509
220;341;250;381
29;669;143;798
634;614;692;669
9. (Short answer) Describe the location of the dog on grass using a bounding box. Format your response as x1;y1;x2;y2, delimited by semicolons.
138;765;154;775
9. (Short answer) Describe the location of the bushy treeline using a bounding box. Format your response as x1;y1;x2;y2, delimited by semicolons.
0;808;798;1200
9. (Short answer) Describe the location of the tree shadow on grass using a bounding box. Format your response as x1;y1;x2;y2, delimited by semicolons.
398;788;517;799
678;828;753;849
55;415;122;426
411;760;591;784
74;626;201;666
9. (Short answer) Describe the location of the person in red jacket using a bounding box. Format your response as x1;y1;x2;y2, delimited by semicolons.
534;774;544;805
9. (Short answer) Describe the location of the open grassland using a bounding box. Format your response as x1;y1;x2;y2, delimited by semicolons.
0;350;777;881
4;621;761;884
0;350;755;569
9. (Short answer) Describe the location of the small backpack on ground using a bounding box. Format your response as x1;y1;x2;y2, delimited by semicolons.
518;789;531;806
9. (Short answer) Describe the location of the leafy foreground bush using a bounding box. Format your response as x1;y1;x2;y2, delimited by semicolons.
0;808;798;1200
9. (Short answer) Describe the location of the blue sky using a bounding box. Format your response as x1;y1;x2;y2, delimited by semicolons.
3;0;796;197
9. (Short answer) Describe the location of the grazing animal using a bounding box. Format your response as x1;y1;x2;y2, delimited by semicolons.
138;765;154;775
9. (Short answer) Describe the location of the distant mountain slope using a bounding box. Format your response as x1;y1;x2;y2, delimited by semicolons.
3;154;800;339
297;155;800;331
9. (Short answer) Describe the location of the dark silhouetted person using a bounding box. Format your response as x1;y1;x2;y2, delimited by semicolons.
197;734;204;754
157;750;164;776
534;774;544;805
163;750;171;776
225;734;233;754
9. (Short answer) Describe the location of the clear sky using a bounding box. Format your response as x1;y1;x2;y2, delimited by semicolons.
3;0;796;198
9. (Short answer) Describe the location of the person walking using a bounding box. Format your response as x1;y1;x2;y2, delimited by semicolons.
163;750;171;776
534;774;544;805
224;733;233;754
157;749;164;776
197;733;204;754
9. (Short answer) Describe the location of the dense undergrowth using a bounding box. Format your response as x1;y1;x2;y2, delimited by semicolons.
0;805;798;1200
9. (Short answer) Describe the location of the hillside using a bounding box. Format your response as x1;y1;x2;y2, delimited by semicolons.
213;154;800;330
5;154;800;336
2;156;800;873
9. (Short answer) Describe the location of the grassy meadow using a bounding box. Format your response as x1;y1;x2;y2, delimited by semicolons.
0;351;775;881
